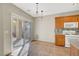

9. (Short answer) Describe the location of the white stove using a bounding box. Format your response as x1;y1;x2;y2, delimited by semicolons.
65;35;79;47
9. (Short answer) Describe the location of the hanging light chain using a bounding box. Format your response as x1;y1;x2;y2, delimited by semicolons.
36;3;39;14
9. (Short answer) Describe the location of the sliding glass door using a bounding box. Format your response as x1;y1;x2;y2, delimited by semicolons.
19;21;32;56
11;15;32;56
11;17;24;56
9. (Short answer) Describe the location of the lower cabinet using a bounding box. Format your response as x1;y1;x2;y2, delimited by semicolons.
70;44;79;56
55;35;65;46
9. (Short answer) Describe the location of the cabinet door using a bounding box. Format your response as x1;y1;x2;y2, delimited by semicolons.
77;15;79;22
64;16;77;22
77;15;79;29
55;35;65;46
55;17;64;29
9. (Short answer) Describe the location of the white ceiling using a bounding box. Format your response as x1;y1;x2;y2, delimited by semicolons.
13;3;79;17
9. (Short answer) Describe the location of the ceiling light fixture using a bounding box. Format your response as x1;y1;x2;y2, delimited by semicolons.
35;3;45;17
36;3;39;15
41;10;44;16
41;10;44;19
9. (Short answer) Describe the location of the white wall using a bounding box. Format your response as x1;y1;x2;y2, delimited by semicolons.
35;16;55;43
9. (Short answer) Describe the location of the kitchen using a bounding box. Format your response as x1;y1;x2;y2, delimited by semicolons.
55;15;79;55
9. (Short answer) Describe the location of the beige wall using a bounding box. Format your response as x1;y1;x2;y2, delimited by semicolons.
0;3;34;55
0;4;4;56
35;16;55;43
34;10;79;43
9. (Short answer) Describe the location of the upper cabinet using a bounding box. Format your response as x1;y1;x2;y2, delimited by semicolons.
64;16;77;22
77;15;79;22
77;15;79;29
55;15;79;29
55;17;64;29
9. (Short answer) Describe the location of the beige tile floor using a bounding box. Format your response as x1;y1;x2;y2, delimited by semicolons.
29;40;70;56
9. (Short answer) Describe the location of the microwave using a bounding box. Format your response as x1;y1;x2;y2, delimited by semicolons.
64;22;78;28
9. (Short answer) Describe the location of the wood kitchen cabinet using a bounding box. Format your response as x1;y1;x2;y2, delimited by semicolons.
55;15;79;29
76;15;79;22
55;17;64;29
70;44;79;56
55;35;65;46
64;16;78;22
77;15;79;29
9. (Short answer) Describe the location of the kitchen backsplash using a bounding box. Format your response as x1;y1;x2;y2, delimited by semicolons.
55;29;79;35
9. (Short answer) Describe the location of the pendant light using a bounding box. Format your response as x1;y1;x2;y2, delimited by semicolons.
36;3;39;15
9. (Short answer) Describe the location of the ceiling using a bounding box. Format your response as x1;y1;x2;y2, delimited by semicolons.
13;3;79;17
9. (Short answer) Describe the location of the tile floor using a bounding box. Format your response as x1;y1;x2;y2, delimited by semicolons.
29;40;70;56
